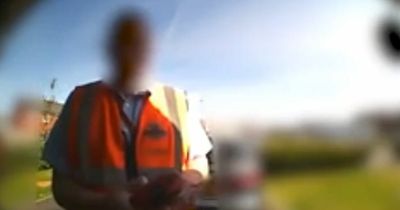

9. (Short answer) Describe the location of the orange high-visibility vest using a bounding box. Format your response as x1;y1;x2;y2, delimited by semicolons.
63;81;190;188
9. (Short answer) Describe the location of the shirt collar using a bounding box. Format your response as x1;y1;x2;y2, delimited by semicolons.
102;77;156;101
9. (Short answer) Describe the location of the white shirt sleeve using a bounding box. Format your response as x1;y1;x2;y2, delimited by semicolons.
186;95;213;160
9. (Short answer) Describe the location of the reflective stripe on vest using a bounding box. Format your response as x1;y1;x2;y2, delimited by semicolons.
135;84;190;180
65;81;189;187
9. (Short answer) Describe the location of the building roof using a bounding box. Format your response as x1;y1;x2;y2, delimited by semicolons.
14;97;63;116
41;99;63;116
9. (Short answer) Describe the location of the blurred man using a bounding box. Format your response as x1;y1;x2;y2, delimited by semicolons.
43;10;212;210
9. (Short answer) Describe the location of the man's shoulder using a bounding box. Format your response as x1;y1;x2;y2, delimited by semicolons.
71;80;112;94
66;80;110;102
161;84;200;104
153;82;186;95
74;80;103;91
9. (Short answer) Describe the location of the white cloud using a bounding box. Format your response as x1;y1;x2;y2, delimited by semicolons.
159;0;400;125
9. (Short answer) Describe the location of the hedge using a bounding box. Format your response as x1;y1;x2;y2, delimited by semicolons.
263;136;371;174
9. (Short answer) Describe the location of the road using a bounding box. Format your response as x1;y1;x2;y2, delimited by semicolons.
35;198;218;210
36;198;62;210
35;197;220;210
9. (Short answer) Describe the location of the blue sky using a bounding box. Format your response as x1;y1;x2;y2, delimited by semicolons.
1;0;400;126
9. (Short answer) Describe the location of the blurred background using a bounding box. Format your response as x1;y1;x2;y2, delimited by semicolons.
1;0;400;210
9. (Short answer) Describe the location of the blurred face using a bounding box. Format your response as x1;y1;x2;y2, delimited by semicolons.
110;18;151;85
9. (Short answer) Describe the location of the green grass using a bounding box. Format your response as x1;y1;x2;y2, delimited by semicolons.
36;170;52;200
0;171;36;209
0;169;51;207
266;167;400;210
33;167;400;210
37;169;52;182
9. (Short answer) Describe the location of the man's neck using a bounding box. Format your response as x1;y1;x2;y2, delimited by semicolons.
113;77;133;93
109;74;153;94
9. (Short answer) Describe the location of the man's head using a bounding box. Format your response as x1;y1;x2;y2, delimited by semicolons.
108;10;151;88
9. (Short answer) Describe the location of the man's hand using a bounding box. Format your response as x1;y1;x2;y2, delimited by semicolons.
105;176;149;210
53;171;150;210
181;169;203;186
130;171;203;210
105;188;133;210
